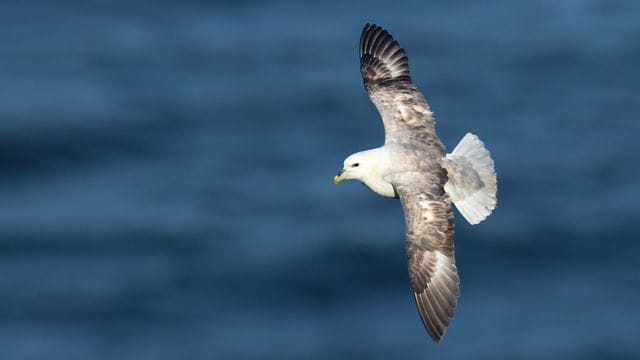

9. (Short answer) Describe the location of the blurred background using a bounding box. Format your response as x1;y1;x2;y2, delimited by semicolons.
1;0;639;359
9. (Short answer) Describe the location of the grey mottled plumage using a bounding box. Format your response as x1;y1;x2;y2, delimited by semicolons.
360;23;459;342
334;24;497;343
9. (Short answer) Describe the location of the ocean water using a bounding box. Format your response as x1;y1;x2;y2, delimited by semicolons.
1;1;639;359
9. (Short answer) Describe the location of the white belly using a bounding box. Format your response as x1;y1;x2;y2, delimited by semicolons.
364;178;397;198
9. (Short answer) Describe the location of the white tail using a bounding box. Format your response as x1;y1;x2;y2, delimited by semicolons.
444;133;497;225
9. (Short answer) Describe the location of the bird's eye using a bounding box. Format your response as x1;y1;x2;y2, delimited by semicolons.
352;163;360;168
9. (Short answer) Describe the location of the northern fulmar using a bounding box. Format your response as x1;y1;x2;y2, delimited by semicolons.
333;23;498;343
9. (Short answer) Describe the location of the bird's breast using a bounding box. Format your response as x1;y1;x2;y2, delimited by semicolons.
363;177;397;198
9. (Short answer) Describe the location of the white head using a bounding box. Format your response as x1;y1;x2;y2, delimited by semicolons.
333;151;374;184
333;148;396;198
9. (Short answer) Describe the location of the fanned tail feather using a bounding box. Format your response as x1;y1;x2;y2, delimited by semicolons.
444;133;497;225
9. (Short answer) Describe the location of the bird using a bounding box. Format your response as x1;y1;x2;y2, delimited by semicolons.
333;23;498;343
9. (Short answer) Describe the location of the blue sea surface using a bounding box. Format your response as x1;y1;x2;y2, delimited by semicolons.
1;1;639;359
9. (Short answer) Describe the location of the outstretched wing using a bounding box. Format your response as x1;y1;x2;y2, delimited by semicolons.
361;23;459;342
394;173;460;343
360;23;436;143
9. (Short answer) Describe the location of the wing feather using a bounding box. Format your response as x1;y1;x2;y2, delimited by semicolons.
395;172;460;343
359;23;436;143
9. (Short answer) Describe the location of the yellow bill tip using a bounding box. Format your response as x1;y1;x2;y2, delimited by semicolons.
333;169;345;184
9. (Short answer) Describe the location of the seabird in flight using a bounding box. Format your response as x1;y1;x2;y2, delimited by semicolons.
333;23;498;342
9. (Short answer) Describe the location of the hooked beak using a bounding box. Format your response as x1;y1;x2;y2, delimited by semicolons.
333;169;346;184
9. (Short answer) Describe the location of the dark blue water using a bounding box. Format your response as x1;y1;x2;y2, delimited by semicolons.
1;1;639;359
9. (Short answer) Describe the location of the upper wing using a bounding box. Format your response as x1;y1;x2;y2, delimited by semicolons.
395;173;460;343
360;23;436;143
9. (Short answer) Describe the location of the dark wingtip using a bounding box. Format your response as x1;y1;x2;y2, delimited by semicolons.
359;23;411;87
412;259;460;343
